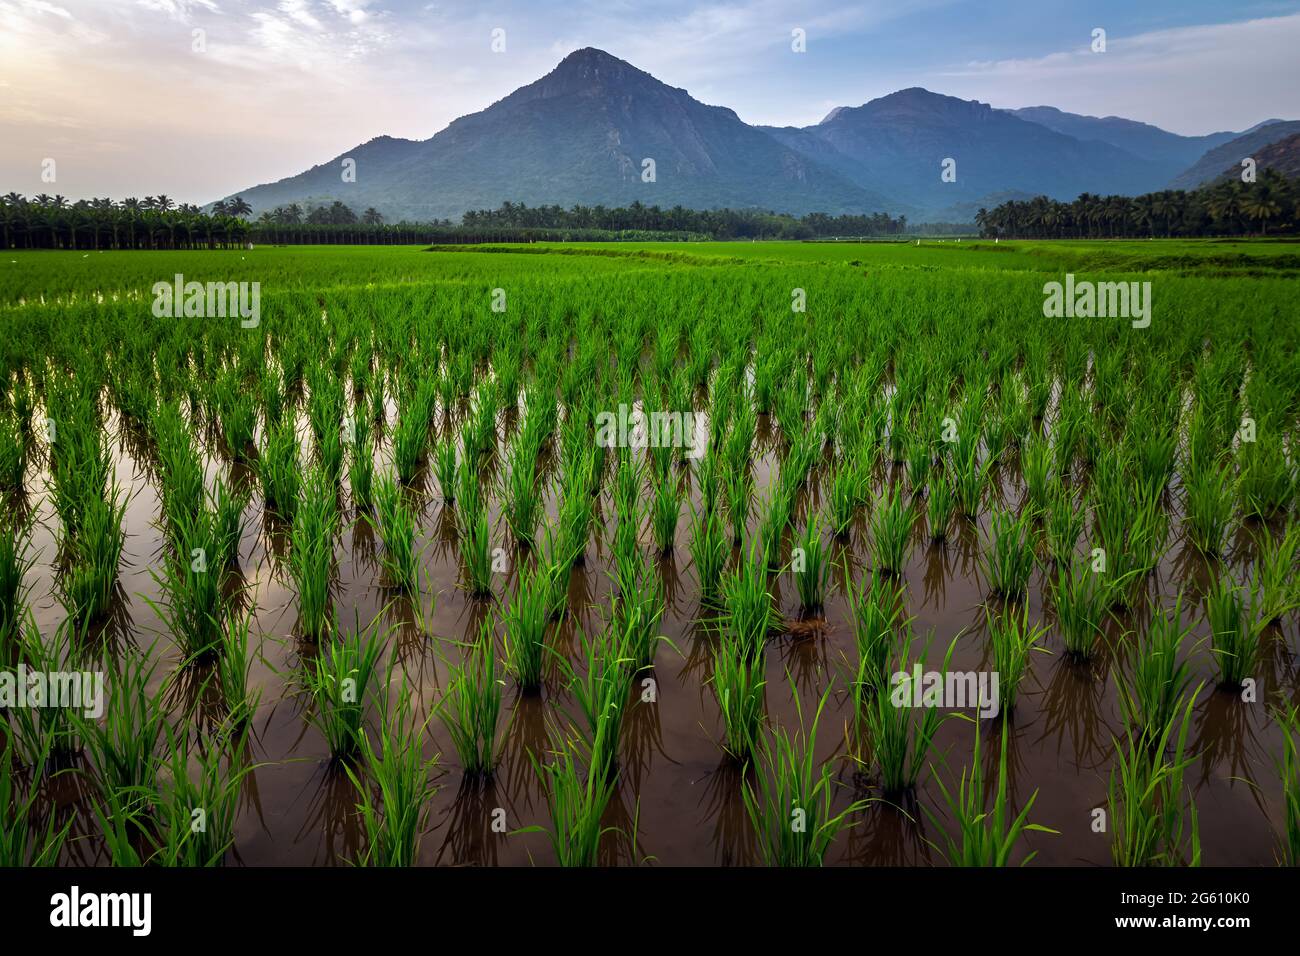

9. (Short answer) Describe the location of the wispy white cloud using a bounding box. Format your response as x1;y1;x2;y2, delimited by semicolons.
934;13;1300;134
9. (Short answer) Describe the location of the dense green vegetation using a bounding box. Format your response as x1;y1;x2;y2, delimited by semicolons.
0;239;1296;867
978;170;1299;239
0;195;909;250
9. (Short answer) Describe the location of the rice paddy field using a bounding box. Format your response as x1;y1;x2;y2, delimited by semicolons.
1;238;1298;868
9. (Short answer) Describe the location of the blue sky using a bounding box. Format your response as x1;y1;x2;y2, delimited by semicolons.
2;0;1298;203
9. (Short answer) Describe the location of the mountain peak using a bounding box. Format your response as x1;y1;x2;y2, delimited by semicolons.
556;47;624;67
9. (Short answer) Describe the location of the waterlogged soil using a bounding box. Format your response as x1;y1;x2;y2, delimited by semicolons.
13;404;1298;867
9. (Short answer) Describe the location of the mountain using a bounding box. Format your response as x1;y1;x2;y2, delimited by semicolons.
214;48;1292;224
1207;132;1300;184
1007;106;1243;173
1170;120;1300;190
215;48;891;222
762;88;1170;218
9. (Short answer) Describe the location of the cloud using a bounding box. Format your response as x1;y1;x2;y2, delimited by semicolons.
934;13;1300;134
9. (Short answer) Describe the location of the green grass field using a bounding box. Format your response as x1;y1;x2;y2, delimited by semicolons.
0;238;1296;867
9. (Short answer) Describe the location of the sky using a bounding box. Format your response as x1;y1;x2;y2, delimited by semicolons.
2;0;1298;204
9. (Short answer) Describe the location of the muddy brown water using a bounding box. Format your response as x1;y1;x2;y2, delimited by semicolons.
9;402;1297;867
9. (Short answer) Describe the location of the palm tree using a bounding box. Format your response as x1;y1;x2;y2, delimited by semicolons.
1241;184;1282;235
227;196;253;218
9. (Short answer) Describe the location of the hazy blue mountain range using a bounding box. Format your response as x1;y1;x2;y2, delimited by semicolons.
1169;120;1300;190
215;48;1295;223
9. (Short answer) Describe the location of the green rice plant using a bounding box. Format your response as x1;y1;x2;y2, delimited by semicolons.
434;437;458;502
862;631;953;795
926;471;955;541
650;470;682;555
1133;429;1177;500
905;430;932;494
147;503;227;663
1021;432;1051;512
58;486;126;624
1050;562;1107;660
827;462;863;539
1238;429;1292;520
503;561;549;692
318;417;344;482
1251;522;1300;624
457;442;486;513
153;723;255;866
870;483;914;577
953;447;993;518
710;628;767;762
289;467;339;640
1205;574;1262;690
8;621;83;762
743;684;865;866
722;542;777;660
1109;693;1201;867
1117;595;1194;744
503;438;540;548
551;621;635;780
847;570;907;699
211;478;248;569
1124;489;1169;589
259;419;301;522
987;604;1048;713
925;718;1056;865
89;783;149;867
349;413;375;511
80;653;168;814
1278;704;1300;866
460;500;495;598
724;464;753;546
1043;483;1083;565
436;620;503;778
981;506;1036;599
524;724;619;867
346;680;439;867
696;449;722;519
688;501;728;608
301;621;384;761
48;400;111;540
0;413;26;492
373;474;419;593
557;456;594;568
792;514;829;615
392;410;428;486
538;520;578;620
215;610;261;729
613;556;667;671
0;515;34;646
0;737;72;866
757;484;792;570
155;406;205;534
613;450;642;518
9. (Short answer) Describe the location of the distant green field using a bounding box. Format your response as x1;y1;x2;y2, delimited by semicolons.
3;238;1298;312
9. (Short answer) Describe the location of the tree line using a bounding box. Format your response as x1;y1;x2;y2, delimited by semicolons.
975;171;1298;240
0;194;909;249
460;200;907;238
